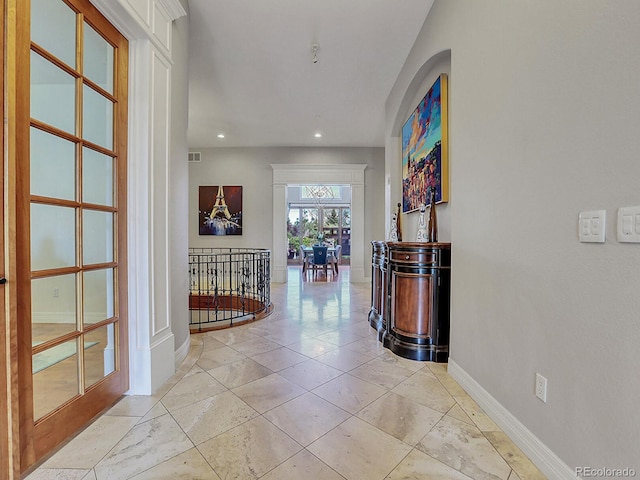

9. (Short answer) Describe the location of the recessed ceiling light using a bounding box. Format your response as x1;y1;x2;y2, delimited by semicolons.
314;132;322;138
217;134;225;139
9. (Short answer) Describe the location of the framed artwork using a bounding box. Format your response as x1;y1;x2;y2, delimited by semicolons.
199;185;243;235
401;74;448;213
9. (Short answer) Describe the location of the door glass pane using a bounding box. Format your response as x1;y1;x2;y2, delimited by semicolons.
30;127;76;200
287;208;301;261
83;210;113;265
83;23;114;94
83;269;114;324
341;208;351;227
33;340;79;420
323;207;339;244
32;274;77;344
84;324;116;388
301;208;319;246
83;85;113;149
31;51;76;133
31;204;76;270
82;148;113;206
31;0;77;68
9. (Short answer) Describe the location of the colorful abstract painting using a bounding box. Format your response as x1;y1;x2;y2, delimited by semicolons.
199;185;243;235
402;74;448;213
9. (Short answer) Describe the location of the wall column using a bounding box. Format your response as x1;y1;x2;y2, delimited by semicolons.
90;0;187;394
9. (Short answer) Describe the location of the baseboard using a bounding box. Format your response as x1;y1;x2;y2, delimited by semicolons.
129;332;175;395
174;335;190;369
350;266;367;283
272;267;287;283
447;358;576;480
150;333;175;393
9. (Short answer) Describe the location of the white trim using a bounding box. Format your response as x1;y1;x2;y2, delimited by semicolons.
90;0;179;395
271;164;367;283
128;332;175;395
152;1;172;55
156;0;186;20
174;335;190;369
448;359;576;480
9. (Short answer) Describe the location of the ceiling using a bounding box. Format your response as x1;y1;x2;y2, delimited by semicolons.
187;0;434;148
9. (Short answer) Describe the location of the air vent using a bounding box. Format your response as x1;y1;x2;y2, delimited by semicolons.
188;152;201;163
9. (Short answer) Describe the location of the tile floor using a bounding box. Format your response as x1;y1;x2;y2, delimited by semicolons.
26;267;547;480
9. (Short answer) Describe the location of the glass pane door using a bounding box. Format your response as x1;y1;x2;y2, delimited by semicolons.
23;0;128;464
301;208;319;246
287;208;301;263
30;0;123;422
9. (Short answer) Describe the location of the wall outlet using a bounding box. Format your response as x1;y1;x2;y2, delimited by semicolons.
53;288;59;298
535;373;547;403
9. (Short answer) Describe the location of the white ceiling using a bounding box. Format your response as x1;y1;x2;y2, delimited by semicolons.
187;0;434;148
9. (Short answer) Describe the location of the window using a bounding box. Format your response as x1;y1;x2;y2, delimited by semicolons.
301;185;341;200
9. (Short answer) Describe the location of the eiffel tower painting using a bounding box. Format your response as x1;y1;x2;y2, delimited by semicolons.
199;185;243;235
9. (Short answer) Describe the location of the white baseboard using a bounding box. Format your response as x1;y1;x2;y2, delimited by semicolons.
448;358;576;480
350;267;367;283
272;267;287;283
174;335;190;369
129;332;175;395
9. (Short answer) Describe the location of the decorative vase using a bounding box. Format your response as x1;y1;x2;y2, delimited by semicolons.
389;213;399;242
416;204;427;242
427;188;438;242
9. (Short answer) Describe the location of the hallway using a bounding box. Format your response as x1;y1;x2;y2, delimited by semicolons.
27;269;545;480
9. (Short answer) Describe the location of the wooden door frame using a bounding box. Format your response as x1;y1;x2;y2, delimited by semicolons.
27;0;130;460
2;1;130;474
2;0;27;477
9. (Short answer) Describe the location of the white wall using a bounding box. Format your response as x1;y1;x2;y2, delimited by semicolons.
188;147;385;276
169;2;190;361
386;0;640;474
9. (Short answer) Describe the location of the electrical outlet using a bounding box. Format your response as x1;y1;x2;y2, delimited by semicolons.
535;373;547;403
53;288;59;298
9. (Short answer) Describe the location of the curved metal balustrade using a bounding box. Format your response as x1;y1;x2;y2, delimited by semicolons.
189;248;272;332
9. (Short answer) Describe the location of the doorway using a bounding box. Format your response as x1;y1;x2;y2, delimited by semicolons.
271;164;367;284
4;0;129;471
286;185;351;266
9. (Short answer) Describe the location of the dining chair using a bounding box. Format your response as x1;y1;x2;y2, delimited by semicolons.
308;245;329;277
331;244;342;273
300;245;307;270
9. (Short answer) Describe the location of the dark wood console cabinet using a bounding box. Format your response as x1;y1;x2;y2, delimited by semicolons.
368;241;387;339
369;241;451;362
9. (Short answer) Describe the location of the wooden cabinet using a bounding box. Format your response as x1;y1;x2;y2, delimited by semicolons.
369;242;451;362
369;241;387;339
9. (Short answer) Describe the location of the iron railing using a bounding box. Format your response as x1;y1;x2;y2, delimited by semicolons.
188;248;271;332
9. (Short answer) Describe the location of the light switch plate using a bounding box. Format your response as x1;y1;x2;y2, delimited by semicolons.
579;210;606;243
617;206;640;243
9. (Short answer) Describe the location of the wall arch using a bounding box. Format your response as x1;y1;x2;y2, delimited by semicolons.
386;49;452;241
390;49;451;135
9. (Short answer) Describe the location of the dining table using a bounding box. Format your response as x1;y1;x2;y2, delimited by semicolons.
301;245;339;274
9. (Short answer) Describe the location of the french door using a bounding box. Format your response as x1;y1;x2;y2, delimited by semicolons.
287;206;351;264
5;0;129;471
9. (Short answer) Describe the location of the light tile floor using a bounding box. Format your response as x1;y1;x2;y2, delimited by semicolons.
26;267;547;480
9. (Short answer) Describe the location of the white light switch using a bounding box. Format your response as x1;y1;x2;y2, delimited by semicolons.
617;206;640;243
579;210;606;243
